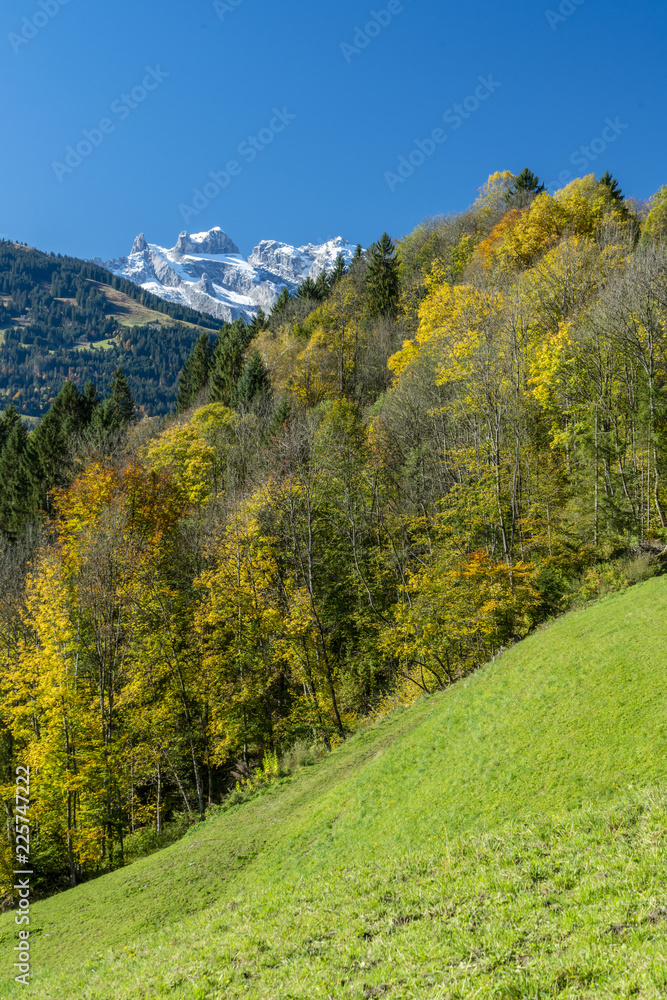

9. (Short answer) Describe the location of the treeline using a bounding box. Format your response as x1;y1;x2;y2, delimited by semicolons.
2;171;667;898
0;243;218;417
0;371;135;536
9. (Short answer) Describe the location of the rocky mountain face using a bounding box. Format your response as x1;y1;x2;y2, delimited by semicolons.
94;228;356;323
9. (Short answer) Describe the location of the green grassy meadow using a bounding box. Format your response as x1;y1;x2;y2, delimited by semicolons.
3;575;667;998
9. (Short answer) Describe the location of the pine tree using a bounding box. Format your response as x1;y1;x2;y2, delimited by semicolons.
208;320;251;407
365;233;400;318
0;421;34;537
176;333;214;413
296;277;322;301
272;288;291;322
48;380;90;438
248;308;269;338
82;381;99;423
104;369;135;430
233;349;271;409
21;381;94;517
329;253;347;287
507;168;546;199
0;405;20;453
599;170;624;202
315;271;329;299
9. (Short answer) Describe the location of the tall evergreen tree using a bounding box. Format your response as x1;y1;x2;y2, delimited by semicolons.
507;168;546;199
271;288;291;323
87;369;136;453
365;233;400;318
233;349;271;409
0;421;34;537
82;381;99;424
21;381;95;517
104;369;136;431
0;405;20;453
599;170;624;202
296;276;326;301
176;333;214;412
329;253;347;287
208;320;251;407
248;308;269;338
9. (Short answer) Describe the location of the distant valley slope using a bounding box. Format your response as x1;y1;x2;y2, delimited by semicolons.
0;241;219;417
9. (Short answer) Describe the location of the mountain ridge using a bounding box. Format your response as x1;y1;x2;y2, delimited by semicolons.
94;227;357;322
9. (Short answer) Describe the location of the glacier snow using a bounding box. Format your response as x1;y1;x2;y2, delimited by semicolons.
94;227;356;323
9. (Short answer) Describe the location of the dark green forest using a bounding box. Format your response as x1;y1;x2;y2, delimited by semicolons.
0;241;218;418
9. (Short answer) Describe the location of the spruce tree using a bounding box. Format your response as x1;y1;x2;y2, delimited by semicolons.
296;277;321;301
272;288;291;321
507;168;546;199
104;369;135;430
21;381;94;516
248;308;269;338
0;421;34;537
233;350;270;409
365;233;400;318
82;380;99;423
0;405;20;453
315;270;329;299
599;170;624;202
208;320;251;407
87;370;136;453
329;253;347;287
176;332;214;412
48;380;90;439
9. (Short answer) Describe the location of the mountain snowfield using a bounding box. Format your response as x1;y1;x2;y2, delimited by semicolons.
94;228;356;322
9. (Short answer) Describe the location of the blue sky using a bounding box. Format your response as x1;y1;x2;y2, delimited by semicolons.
1;0;665;260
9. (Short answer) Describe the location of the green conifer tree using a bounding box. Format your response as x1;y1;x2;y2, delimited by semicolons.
248;308;269;338
0;405;20;453
296;277;321;301
329;253;347;287
233;349;270;409
508;168;546;198
176;333;214;412
208;320;251;407
104;369;136;430
0;421;34;537
599;170;624;202
365;233;400;318
272;288;291;321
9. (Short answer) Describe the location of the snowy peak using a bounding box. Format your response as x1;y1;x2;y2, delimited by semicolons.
98;228;356;324
131;232;148;254
172;227;239;257
248;236;353;285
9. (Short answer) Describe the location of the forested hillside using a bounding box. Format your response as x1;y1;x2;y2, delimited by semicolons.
2;169;667;902
0;242;218;417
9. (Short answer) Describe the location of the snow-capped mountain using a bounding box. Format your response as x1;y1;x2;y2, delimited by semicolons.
94;228;356;323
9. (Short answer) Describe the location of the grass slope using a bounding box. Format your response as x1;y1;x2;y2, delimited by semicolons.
2;576;667;998
89;281;209;330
